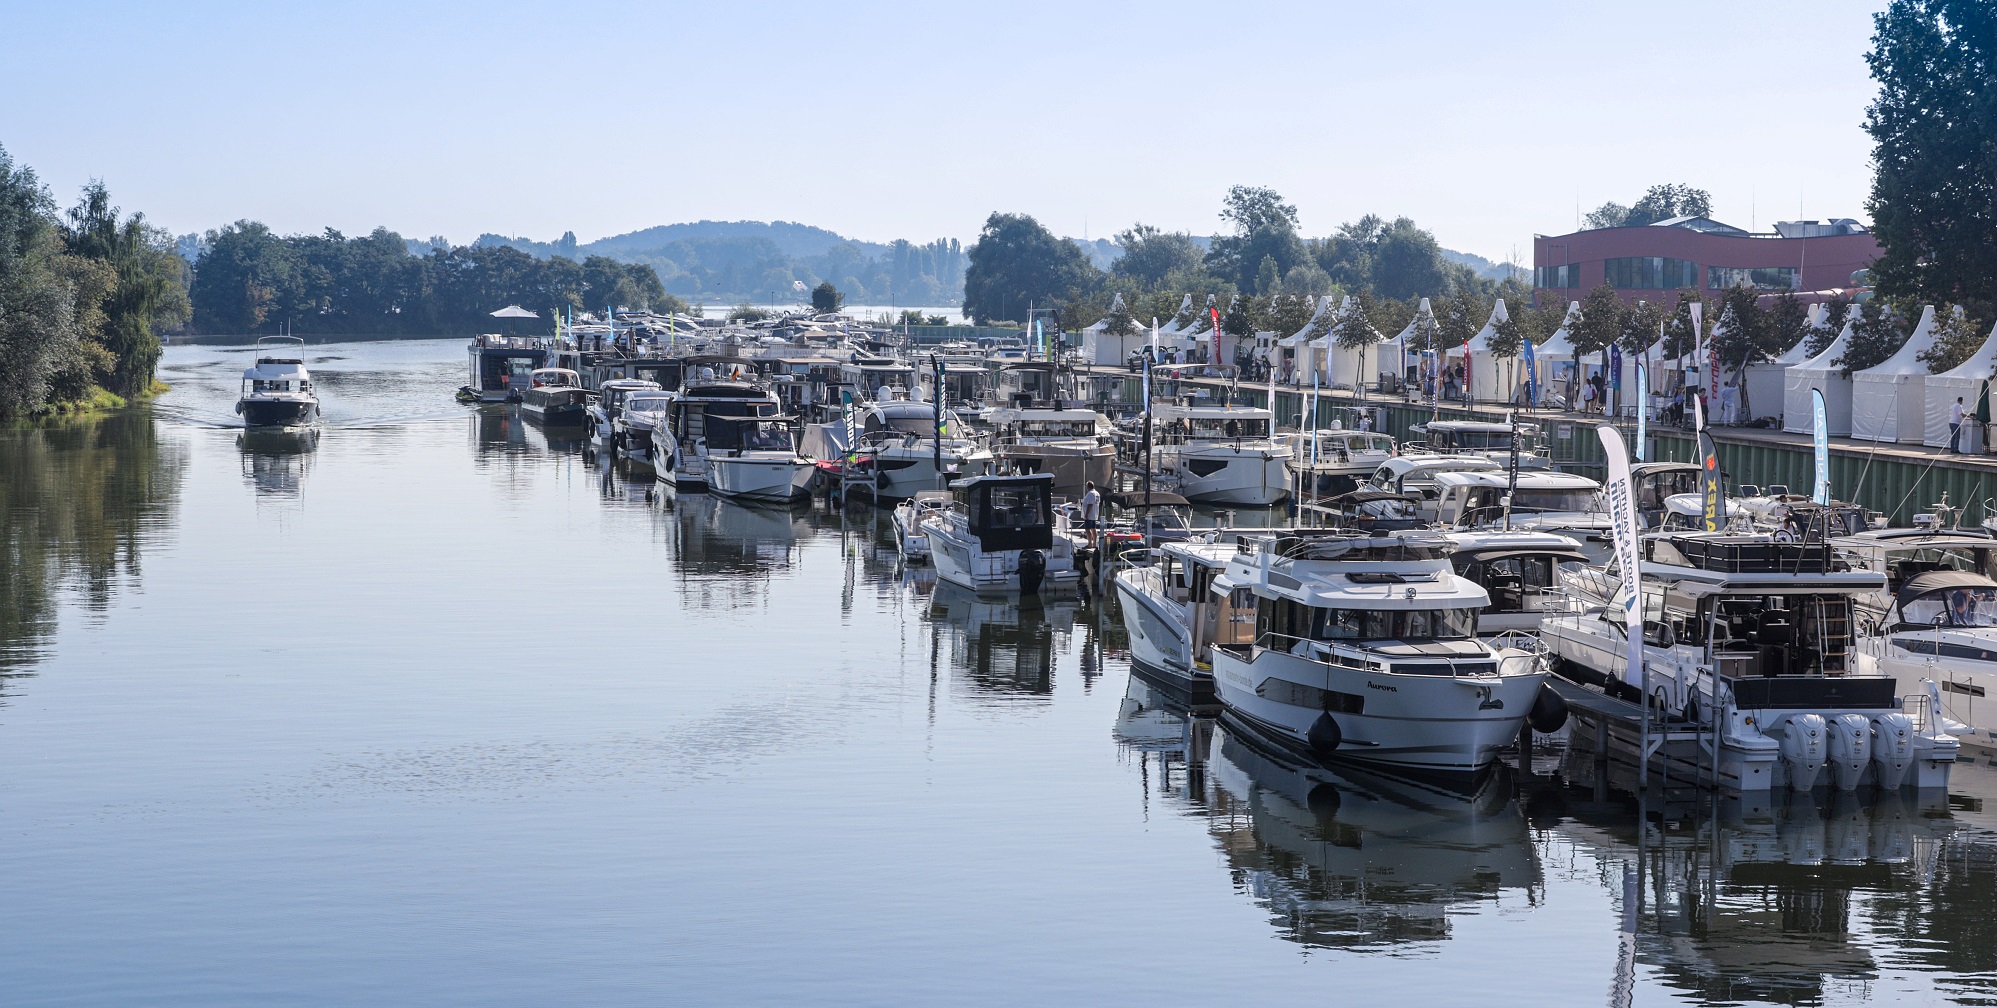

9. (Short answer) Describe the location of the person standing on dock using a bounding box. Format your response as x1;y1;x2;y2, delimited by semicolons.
1951;397;1967;453
1080;481;1102;547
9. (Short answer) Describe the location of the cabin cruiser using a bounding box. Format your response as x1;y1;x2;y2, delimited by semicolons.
1205;530;1560;773
1444;530;1592;634
1114;539;1239;687
891;490;952;561
1539;532;1958;792
801;399;994;502
588;379;661;445
1406;420;1548;469
460;334;548;403
611;389;675;467
1429;470;1609;536
918;473;1084;596
1837;529;1997;750
521;367;590;424
704;415;816;503
1736;487;1876;540
235;336;320;427
656;378;787;492
1150;402;1292;506
1278;429;1397;503
985;405;1116;497
1364;455;1504;522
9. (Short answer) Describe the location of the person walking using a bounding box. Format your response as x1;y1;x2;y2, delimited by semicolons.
1951;396;1967;453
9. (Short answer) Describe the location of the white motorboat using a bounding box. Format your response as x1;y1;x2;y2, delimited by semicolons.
520;367;590;424
1362;454;1504;523
1444;529;1593;634
984;405;1116;498
589;379;661;445
656;379;789;493
1113;539;1238;686
235;336;320;427
1150;402;1291;506
1278;428;1397;503
1405;419;1549;469
801;399;994;502
1540;532;1958;792
918;472;1084;596
460;334;547;403
1836;528;1997;751
1429;470;1610;537
612;389;675;468
704;416;816;503
1205;529;1560;774
891;490;951;561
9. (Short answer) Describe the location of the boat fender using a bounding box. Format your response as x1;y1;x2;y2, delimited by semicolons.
1306;712;1342;755
1528;684;1569;733
1018;549;1047;595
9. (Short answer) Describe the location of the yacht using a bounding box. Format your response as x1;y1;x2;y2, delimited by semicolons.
918;473;1084;596
520;367;590;424
1539;531;1958;792
656;378;787;492
1836;528;1997;751
1150;402;1292;506
801;399;994;502
1429;470;1610;537
1205;529;1560;774
1278;429;1397;503
1363;455;1504;522
460;334;548;403
1113;539;1239;689
1405;419;1549;469
1444;529;1592;634
984;404;1116;498
703;414;817;503
611;389;675;467
588;379;661;445
891;490;952;561
235;336;320;427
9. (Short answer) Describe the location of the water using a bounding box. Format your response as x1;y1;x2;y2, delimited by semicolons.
4;337;1997;1006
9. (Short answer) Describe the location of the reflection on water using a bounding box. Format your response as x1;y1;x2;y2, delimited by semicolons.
237;427;319;497
0;410;184;679
925;580;1086;702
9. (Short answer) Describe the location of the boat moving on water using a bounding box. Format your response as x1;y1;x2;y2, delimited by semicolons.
235;336;320;427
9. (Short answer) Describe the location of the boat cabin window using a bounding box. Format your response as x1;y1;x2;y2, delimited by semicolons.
1256;595;1477;643
483;356;539;387
251;379;292;393
1206;586;1259;652
709;418;794;452
1637;470;1698;511
1181;417;1268;439
1010;420;1097;438
1903;588;1997;628
978;484;1048;530
869;412;938;437
1458;487;1599;516
625;396;671;414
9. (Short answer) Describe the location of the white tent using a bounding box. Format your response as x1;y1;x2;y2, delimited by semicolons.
1307;296;1350;386
1444;298;1511;403
1783;306;1860;435
1741;304;1824;425
1277;296;1332;381
1529;302;1581;406
1925;314;1997;451
1852;305;1938;443
1328;298;1386;392
1080;293;1135;366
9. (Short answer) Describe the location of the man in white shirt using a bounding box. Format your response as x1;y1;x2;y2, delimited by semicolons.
1080;481;1102;547
1951;397;1968;453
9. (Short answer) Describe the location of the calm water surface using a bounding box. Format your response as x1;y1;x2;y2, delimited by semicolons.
4;338;1997;1006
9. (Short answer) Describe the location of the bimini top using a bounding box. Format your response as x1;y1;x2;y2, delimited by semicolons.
1897;569;1997;611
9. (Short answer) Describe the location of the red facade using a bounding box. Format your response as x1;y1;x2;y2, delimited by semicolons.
1532;223;1880;307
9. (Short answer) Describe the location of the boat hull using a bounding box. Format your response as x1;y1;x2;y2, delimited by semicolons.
708;455;814;503
1113;571;1196;678
927;526;1080;598
236;397;319;428
1211;647;1544;773
1156;445;1290;506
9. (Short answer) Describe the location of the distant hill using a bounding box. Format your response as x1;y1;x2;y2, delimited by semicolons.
1439;248;1523;283
586;220;892;261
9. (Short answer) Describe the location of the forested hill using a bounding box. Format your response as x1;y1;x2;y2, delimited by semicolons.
462;220;962;304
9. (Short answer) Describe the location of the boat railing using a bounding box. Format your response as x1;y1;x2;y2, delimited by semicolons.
1488;630;1548;657
1904;686;1935;734
1253;632;1501;681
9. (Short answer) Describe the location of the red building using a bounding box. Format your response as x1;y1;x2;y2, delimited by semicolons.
1532;217;1879;307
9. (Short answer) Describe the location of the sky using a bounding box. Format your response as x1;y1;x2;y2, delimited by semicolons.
0;0;1888;263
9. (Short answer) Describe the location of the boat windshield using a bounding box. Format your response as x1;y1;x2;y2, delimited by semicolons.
1316;607;1478;641
1012;420;1098;438
733;421;795;452
1180;417;1268;438
1511;489;1600;513
1904;588;1997;628
626;397;671;413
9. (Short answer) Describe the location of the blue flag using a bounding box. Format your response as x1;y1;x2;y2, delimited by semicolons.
1812;389;1831;504
1609;343;1623;391
1522;337;1538;406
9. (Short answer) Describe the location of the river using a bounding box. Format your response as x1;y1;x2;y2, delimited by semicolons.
2;337;1995;1006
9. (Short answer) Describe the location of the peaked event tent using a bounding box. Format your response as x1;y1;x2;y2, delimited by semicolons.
1783;307;1861;436
1925;316;1997;451
1328;299;1385;392
1532;303;1581;406
1742;304;1822;425
1852;305;1939;443
1308;296;1351;386
1444;299;1510;402
1279;296;1333;380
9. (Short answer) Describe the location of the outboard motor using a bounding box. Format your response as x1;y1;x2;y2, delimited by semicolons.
1870;712;1915;790
1017;549;1047;595
1773;713;1828;791
1827;713;1872;791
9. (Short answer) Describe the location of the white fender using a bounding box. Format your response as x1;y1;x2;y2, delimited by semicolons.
1828;712;1872;791
1871;712;1916;790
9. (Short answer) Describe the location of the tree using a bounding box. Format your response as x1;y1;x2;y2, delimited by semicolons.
962;212;1101;324
1571;285;1624;358
1584;202;1632;230
1808;296;1854;358
1208;185;1307;289
1583;184;1714;230
1110;224;1203;286
810;281;843;314
1919;305;1989;373
1219;294;1254;338
1218;185;1298;234
1619;299;1665;354
1834;299;1911;376
1489;313;1526;360
59;182;188;396
1865;0;1997;310
1260;293;1315;337
1254;255;1281;296
1764;294;1811;360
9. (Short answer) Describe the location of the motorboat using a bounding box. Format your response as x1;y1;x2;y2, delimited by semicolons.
1150;402;1292;506
1836;528;1997;751
1539;532;1959;792
1429;470;1610;537
588;379;661;444
611;389;675;467
801;398;994;502
459;334;547;403
1278;428;1397;503
1113;538;1239;688
1735;486;1876;540
1362;454;1504;522
656;377;787;492
235;335;320;427
891;490;952;561
919;472;1084;596
521;367;590;424
1444;529;1592;634
985;405;1116;498
1405;419;1549;469
703;415;816;503
1205;529;1560;774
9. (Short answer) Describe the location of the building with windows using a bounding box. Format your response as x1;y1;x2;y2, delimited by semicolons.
1532;216;1878;307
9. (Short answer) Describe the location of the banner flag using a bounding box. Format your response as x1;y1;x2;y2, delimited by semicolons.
1635;364;1647;462
1812;389;1831;504
1596;424;1645;690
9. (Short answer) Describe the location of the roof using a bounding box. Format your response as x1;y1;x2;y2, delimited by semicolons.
1794;308;1859;372
1432;470;1601;490
1856;305;1939;377
1647;216;1752;235
1899;569;1997;608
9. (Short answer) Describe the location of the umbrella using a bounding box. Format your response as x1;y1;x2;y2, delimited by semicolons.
489;305;539;319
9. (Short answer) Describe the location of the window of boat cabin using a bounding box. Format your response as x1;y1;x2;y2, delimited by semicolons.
1207;586;1258;652
1637;470;1698;510
1316;607;1477;641
1901;587;1997;629
1186;417;1268;438
980;484;1048;530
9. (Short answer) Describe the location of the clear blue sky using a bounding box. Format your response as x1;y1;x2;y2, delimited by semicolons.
0;0;1887;262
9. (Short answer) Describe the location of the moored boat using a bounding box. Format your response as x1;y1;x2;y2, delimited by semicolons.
521;368;590;424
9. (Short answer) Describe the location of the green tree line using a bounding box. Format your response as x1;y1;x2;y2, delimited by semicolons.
0;145;189;418
188;222;683;336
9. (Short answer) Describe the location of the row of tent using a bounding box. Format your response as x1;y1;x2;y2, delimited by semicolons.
1080;294;1997;450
